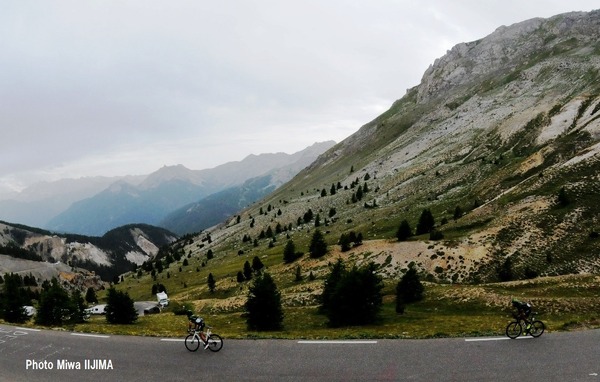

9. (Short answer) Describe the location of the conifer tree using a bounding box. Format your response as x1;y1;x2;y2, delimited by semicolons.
416;208;435;235
252;256;265;273
283;240;298;263
396;266;424;314
320;261;383;327
36;278;72;326
105;287;138;324
309;229;328;258
85;287;98;304
245;272;283;331
0;273;28;323
207;273;216;293
396;219;413;241
243;260;253;280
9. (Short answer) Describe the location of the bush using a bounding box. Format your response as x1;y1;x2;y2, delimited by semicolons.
170;301;194;316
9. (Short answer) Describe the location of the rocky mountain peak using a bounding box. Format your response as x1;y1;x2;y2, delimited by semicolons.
417;10;600;104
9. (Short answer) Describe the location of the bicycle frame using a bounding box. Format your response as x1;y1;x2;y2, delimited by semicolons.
189;327;211;345
185;325;223;352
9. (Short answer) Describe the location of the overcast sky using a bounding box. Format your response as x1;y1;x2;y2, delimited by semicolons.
1;1;598;195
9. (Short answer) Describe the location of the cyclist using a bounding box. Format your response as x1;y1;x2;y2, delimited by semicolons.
186;311;205;334
186;311;210;349
511;298;532;330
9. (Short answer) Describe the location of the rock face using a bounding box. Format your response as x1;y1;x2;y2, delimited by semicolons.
0;222;176;283
418;11;600;103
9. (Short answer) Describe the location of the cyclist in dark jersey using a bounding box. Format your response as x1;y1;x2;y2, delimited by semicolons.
511;298;532;330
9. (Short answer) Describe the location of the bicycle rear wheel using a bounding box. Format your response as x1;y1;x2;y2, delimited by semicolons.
185;334;200;352
506;321;522;339
206;334;223;352
529;320;545;338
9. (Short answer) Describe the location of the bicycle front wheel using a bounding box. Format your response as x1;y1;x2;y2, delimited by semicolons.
506;321;522;339
185;334;200;352
529;320;545;338
206;334;223;352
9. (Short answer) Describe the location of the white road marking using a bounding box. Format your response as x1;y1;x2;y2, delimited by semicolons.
298;340;377;344
70;333;110;338
15;327;40;332
465;336;533;342
160;338;184;342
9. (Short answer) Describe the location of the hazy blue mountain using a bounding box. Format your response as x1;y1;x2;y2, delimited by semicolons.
0;176;141;228
160;174;277;235
44;142;335;236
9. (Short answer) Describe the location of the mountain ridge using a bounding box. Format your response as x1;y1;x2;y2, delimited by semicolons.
43;141;335;236
175;9;600;286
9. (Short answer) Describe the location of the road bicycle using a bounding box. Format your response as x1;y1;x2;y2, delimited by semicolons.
505;311;545;339
185;326;223;352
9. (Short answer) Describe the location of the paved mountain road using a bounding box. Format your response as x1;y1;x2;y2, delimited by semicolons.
1;324;599;381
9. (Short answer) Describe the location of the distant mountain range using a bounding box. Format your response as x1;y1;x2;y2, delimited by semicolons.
0;142;335;236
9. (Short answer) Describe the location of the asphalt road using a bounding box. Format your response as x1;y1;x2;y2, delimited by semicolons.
1;324;599;382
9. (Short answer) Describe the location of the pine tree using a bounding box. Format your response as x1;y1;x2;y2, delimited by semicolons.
303;209;314;223
396;219;413;241
339;233;352;252
70;290;88;323
243;260;253;280
321;261;383;327
245;273;283;331
283;240;297;263
105;288;138;324
416;208;435;235
236;271;245;283
453;206;463;221
35;278;72;326
85;287;98;304
0;273;28;323
498;257;514;282
295;265;303;282
309;229;328;258
557;186;570;207
319;259;345;315
396;266;424;314
207;273;216;293
252;256;265;273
